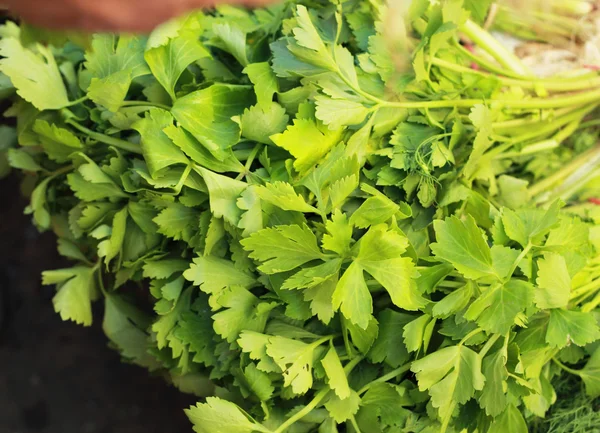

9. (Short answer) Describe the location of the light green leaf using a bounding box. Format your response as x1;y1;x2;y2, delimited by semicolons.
133;108;189;177
271;117;343;175
88;69;131;112
172;84;254;160
145;30;209;100
240;102;289;145
535;253;571;309
324;390;361;423
488;405;528;433
480;348;508;417
501;200;561;247
322;344;350;399
243;363;274;402
33;119;82;163
546;309;600;348
184;256;256;295
580;347;600;397
7;148;43;171
465;280;534;334
411;345;485;418
212;286;275;343
431;215;496;280
0;38;69;110
333;262;373;329
97;207;128;267
255;181;318;213
164;124;244;173
242;224;324;274
244;62;278;108
266;335;323;395
212;23;249;66
432;283;474;319
197;167;248;225
186;397;268;433
315;96;370;130
43;266;98;326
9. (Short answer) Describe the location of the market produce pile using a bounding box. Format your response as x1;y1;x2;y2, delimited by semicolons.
2;0;600;432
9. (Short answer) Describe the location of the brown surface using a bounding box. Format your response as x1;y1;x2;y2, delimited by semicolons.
0;173;195;433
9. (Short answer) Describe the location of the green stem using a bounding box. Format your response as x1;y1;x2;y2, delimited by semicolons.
357;363;412;395
341;317;354;359
66;119;144;155
505;243;533;281
571;278;600;301
453;40;521;79
121;100;172;110
492;106;581;132
494;139;559;160
430;57;600;92
66;95;90;107
550;0;594;16
350;416;362;433
529;145;600;198
273;388;329;433
440;401;456;433
437;280;465;289
510;105;594;144
582;288;600;312
49;164;75;177
460;19;531;76
479;334;501;359
383;88;600;110
460;328;484;346
552;358;582;376
173;164;193;194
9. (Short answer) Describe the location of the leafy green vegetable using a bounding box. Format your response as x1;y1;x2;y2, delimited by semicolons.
3;1;600;432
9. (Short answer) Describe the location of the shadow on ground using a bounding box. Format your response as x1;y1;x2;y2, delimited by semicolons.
0;174;195;433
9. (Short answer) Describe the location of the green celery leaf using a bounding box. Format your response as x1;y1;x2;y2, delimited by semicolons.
242;224;325;274
411;345;485;418
546;309;600;348
431;215;497;280
0;38;69;110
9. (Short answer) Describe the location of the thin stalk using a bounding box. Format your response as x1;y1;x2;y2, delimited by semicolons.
383;88;600;110
173;164;193;194
349;416;362;433
460;328;484;346
509;106;593;144
479;334;501;359
550;0;595;16
357;363;412;395
49;164;74;177
66;119;143;155
430;57;600;92
453;40;522;79
534;148;600;203
552;358;582;376
436;280;465;289
570;278;600;302
460;19;531;76
492;106;580;131
582;290;600;312
273;355;363;433
273;388;329;433
529;145;600;197
66;95;90;107
494;139;559;160
440;401;457;433
121;100;172;110
505;243;533;281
